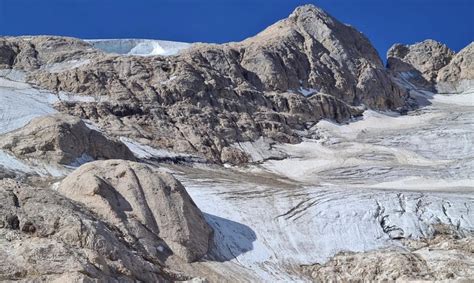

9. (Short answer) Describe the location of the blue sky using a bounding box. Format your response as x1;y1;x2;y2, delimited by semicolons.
1;0;472;59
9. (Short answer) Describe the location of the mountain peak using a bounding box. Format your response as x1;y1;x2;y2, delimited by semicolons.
290;4;329;19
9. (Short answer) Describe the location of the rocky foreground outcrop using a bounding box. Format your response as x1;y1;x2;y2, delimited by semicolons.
0;114;135;165
0;5;409;164
387;40;473;93
0;160;213;281
387;40;455;84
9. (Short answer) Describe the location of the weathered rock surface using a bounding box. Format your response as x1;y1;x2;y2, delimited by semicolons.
0;4;408;164
387;39;473;93
437;42;474;93
57;159;213;262
0;179;170;282
0;114;135;165
302;226;474;282
387;39;454;84
0;159;214;281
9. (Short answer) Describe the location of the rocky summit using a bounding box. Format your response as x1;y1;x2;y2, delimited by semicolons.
0;4;473;282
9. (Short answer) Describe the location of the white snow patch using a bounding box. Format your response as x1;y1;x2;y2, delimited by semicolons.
430;92;474;106
58;91;99;103
231;137;287;163
0;77;59;134
0;150;70;177
42;59;91;73
160;75;177;84
0;70;102;135
83;120;102;132
297;86;319;96
120;137;193;160
370;177;474;191
0;150;34;173
86;39;191;56
316;110;439;140
0;69;27;82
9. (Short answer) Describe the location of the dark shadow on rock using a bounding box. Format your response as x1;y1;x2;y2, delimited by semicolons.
386;59;435;110
202;213;257;262
0;166;17;179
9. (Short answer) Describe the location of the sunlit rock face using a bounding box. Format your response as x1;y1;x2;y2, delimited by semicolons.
0;114;136;166
387;39;474;93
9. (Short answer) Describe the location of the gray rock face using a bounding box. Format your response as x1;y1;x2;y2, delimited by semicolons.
387;39;455;84
0;4;408;164
437;42;474;93
0;36;95;70
58;160;213;263
302;226;474;282
0;114;135;165
387;40;473;93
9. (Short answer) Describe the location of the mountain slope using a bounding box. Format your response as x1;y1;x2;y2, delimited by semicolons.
0;5;408;164
0;4;472;282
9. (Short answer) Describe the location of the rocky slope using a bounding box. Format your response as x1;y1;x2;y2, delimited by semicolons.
437;42;474;93
0;5;408;164
58;160;212;263
0;114;135;166
0;3;472;282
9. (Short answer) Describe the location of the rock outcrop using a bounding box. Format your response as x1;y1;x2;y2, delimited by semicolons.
302;226;474;282
0;4;408;164
0;179;170;282
437;42;474;93
0;114;135;165
57;159;213;263
387;40;454;84
387;40;473;93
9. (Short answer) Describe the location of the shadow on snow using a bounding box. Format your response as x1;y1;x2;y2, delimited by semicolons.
203;213;257;262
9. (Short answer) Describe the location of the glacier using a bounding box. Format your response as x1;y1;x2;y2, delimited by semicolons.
86;38;191;56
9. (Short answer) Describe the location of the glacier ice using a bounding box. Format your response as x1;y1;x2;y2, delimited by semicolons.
86;39;191;56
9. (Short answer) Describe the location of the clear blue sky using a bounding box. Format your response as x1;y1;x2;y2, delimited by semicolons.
1;0;472;59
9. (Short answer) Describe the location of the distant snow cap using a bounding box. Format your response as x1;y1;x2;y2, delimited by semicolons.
85;39;191;57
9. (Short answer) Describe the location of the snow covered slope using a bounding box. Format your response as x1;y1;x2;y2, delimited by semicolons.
86;39;191;56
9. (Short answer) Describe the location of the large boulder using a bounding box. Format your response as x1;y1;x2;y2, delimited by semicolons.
0;113;135;165
57;159;213;262
0;179;170;282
